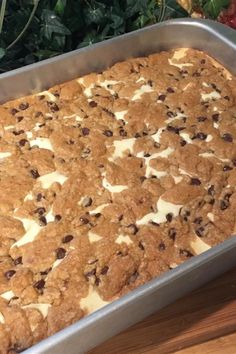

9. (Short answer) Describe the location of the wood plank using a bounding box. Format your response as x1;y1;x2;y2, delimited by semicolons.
88;267;236;354
176;332;236;354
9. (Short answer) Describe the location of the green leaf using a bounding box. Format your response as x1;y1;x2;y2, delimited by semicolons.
203;0;230;18
34;49;62;60
41;9;71;40
163;0;189;19
84;1;107;26
0;47;6;59
55;0;67;17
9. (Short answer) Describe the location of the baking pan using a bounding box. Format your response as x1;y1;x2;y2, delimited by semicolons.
0;18;235;354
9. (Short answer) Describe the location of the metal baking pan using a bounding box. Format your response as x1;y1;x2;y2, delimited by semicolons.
0;18;235;354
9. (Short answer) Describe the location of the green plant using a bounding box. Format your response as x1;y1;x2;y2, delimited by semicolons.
0;0;232;73
0;0;188;72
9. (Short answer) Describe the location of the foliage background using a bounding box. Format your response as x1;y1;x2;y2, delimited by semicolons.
0;0;231;72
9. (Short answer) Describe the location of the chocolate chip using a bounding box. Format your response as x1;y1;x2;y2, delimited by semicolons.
196;227;204;237
13;130;24;136
100;108;113;118
150;221;160;227
154;142;160;148
224;96;230;101
224;193;232;201
209;199;215;205
208;185;215;196
67;139;75;145
194;217;202;224
180;140;187;146
95;277;100;286
40;268;51;275
34;279;45;290
167;111;174;118
55;214;62;222
167;125;181;134
82;197;93;207
35;111;43;118
62;234;74;243
56;248;66;259
84;269;96;279
134;133;141;138
80;216;89;224
128;224;139;235
82;127;90;136
144;153;151;157
103;129;113;137
195;132;207;140
158;94;166;101
119;129;127;137
94;213;101;218
197;116;207;122
166;213;173;222
89;101;97;108
36;193;43;201
19;139;28;147
158;242;166;251
11;108;19;115
223;165;233;171
48;102;59;112
16;116;24;122
34;207;46;216
167;87;175;93
5;270;16;280
168;228;176;240
30;169;40;179
19;102;29;110
100;266;109;275
200;59;206;64
212;113;219;122
13;257;22;266
180;249;193;257
190;178;201;185
222;133;233;142
39;216;47;226
116;251;124;256
140;176;147;183
180;208;190;221
81;148;91;159
118;214;123;221
220;200;229;210
138;241;145;250
232;158;236;166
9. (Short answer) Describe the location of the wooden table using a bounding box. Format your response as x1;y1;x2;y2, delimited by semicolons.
88;267;236;354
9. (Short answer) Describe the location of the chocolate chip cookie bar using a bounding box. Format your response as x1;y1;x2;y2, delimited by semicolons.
0;48;235;353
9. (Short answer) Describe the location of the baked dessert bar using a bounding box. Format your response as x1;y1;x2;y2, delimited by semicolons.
0;48;235;353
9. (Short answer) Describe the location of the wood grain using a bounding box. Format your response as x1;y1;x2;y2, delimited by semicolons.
176;332;236;354
88;267;236;354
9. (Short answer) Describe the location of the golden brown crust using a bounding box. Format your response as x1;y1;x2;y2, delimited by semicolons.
0;48;235;353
